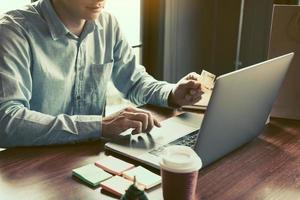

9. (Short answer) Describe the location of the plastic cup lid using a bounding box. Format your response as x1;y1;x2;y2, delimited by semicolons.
160;145;202;173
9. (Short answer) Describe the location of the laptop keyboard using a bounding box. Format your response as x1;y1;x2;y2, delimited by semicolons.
149;130;199;156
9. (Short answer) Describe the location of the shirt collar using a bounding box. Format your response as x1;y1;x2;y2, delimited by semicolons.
39;0;69;40
39;0;103;41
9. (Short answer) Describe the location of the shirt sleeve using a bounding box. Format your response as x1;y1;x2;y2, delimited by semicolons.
0;17;101;148
110;16;176;107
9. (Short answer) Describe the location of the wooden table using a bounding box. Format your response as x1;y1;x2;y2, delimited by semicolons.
0;105;300;200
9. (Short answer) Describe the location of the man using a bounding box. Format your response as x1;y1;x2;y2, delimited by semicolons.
0;0;203;147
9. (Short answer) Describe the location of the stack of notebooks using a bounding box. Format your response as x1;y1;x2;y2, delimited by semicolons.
72;156;161;197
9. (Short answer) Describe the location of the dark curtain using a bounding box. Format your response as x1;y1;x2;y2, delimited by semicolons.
142;0;165;79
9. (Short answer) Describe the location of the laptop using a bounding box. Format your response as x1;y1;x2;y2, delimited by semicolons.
105;53;294;169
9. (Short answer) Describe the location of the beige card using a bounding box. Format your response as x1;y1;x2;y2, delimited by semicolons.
182;70;216;110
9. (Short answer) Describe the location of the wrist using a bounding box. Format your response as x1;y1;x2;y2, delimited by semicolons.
167;90;181;108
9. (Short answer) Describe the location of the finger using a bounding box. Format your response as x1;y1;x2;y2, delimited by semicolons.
125;119;142;135
143;111;161;132
186;72;201;81
131;109;155;132
123;112;148;132
138;113;149;132
191;95;202;104
189;89;197;95
190;90;204;99
192;90;203;100
143;111;155;132
190;84;204;94
124;107;158;133
196;82;202;90
184;91;203;104
136;113;149;132
183;80;201;89
153;118;161;128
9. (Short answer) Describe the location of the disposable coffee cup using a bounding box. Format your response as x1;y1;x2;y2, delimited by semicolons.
160;145;202;200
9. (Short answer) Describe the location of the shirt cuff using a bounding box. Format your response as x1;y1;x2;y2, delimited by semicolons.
74;115;102;140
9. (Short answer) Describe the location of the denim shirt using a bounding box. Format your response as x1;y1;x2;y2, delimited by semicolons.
0;0;175;147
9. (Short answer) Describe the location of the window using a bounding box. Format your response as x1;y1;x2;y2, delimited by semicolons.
105;0;142;64
0;1;29;13
105;0;141;47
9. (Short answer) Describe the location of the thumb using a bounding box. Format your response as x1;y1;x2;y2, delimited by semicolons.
185;72;200;81
181;80;201;89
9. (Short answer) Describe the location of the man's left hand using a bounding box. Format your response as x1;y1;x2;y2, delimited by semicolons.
168;72;204;107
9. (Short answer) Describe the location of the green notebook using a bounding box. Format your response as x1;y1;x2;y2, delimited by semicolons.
72;164;113;187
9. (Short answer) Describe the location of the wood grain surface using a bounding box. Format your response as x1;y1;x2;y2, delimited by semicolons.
0;105;299;200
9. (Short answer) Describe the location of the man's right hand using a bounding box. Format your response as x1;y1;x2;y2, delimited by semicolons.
102;106;161;138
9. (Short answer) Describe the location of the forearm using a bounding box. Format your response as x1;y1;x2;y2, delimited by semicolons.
0;101;101;148
126;70;176;107
112;59;176;107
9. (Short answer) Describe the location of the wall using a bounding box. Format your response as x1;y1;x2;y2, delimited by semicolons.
163;0;241;82
239;0;274;68
146;0;275;82
163;0;203;82
142;0;166;79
